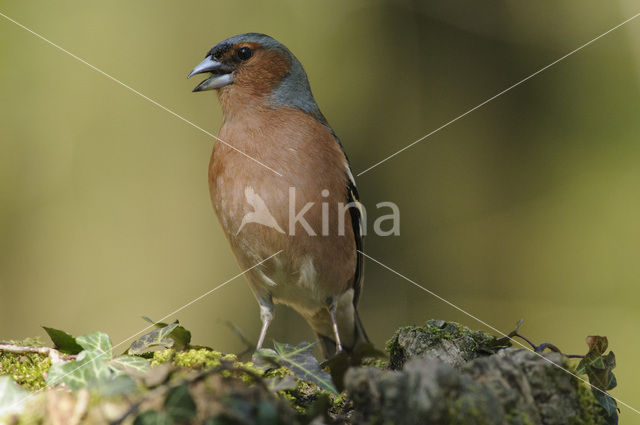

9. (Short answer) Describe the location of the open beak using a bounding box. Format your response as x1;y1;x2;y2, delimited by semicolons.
188;56;234;92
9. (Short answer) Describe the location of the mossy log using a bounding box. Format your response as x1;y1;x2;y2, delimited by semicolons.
0;321;607;424
346;320;604;425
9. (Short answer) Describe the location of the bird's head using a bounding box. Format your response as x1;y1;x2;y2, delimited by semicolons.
188;33;323;120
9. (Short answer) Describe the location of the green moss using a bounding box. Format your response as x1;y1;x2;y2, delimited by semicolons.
445;392;492;425
330;391;349;411
384;325;413;353
554;359;603;425
174;349;229;368
385;320;495;353
504;409;535;425
150;348;175;365
150;348;274;386
263;366;291;379
278;390;306;414
271;374;342;416
386;320;497;369
0;351;50;391
361;357;389;369
571;380;605;425
151;348;245;369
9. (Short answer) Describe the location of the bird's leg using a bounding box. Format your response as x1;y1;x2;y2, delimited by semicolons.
256;302;274;350
328;298;343;353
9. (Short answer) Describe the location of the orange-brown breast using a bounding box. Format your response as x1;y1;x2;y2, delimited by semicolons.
208;105;356;309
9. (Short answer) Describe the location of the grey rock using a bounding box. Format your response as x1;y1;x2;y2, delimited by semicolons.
388;320;497;370
347;320;603;425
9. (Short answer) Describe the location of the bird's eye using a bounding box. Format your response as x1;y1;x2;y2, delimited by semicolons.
237;47;253;61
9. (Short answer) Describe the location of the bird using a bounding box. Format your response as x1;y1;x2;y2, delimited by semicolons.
188;33;367;358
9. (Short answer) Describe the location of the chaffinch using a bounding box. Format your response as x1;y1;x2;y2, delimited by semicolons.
188;33;367;358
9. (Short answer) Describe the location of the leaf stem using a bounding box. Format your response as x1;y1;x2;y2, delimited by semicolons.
0;343;71;363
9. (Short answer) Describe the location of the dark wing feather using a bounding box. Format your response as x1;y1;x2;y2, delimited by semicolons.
324;126;365;306
346;177;365;305
321;123;369;346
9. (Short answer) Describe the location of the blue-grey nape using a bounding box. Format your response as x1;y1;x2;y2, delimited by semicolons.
270;54;325;124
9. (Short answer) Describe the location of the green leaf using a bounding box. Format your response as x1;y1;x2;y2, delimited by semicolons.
577;336;617;391
109;355;151;374
128;322;179;355
141;316;157;325
44;331;148;394
594;391;618;425
164;385;197;422
577;336;618;425
42;327;83;354
134;410;173;425
46;350;111;391
46;332;114;390
166;325;191;352
139;318;191;352
46;351;140;395
76;332;113;358
258;341;338;395
0;376;29;417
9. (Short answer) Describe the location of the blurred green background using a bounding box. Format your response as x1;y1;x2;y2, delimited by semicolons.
1;0;639;419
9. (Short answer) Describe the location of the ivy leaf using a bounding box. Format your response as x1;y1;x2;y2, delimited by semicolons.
109;355;151;374
43;331;149;396
576;336;617;390
42;327;83;354
586;335;608;356
257;341;338;395
0;376;29;417
46;332;118;391
134;410;173;425
139;318;191;352
164;385;197;423
141;316;156;325
593;391;618;423
46;350;111;391
166;325;191;352
128;322;179;355
576;336;618;425
76;332;113;358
